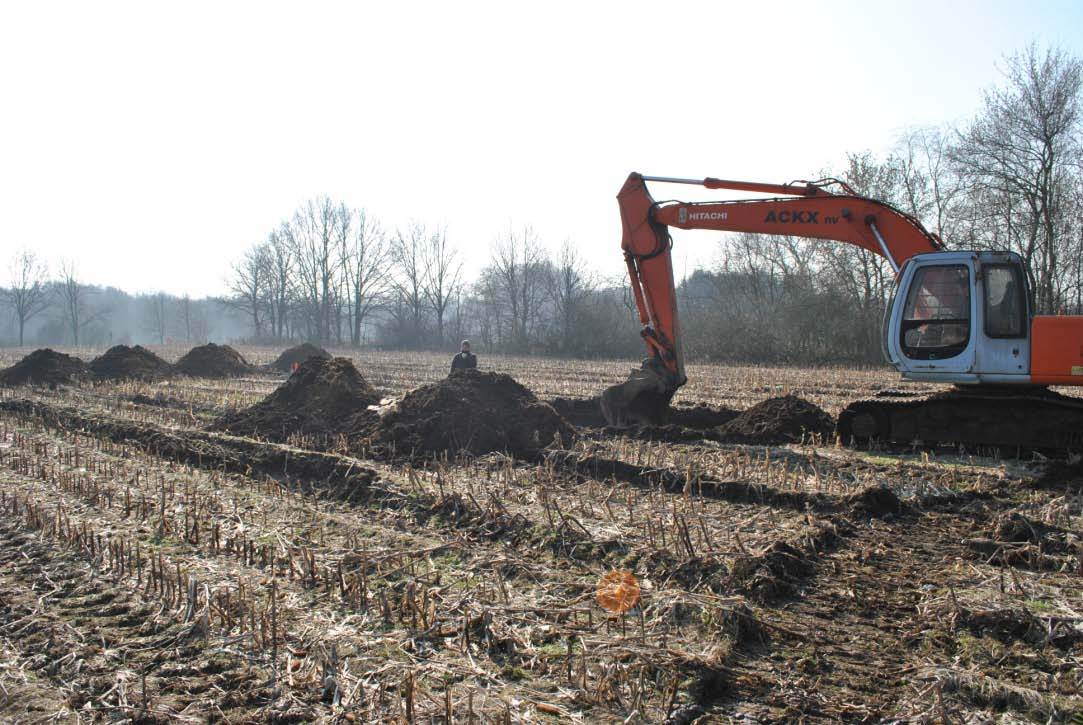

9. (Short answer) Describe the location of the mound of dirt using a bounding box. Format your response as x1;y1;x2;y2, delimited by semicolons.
175;343;253;378
713;395;835;444
847;484;903;518
270;343;331;373
0;349;91;387
375;369;574;457
213;357;380;441
89;345;174;381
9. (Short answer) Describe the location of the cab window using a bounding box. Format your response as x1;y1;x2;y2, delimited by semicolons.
901;265;970;360
983;264;1026;338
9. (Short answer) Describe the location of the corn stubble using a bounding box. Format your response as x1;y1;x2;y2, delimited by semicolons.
0;346;1078;722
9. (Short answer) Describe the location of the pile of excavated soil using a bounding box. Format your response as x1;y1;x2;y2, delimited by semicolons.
89;345;174;381
375;369;574;457
175;343;253;378
270;343;331;373
0;349;91;387
713;395;835;444
212;357;380;441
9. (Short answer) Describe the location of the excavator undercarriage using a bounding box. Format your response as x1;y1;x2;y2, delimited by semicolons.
837;386;1083;452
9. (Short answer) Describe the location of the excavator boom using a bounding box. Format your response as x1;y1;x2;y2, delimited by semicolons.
604;171;944;426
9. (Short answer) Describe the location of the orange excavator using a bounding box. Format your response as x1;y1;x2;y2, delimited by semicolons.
602;172;1083;450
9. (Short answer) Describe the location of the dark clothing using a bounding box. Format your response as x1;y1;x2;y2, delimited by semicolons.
450;352;477;373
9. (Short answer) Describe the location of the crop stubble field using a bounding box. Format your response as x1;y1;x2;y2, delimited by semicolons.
0;346;1080;723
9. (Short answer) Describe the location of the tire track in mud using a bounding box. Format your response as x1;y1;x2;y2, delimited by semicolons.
718;500;1083;722
0;518;271;723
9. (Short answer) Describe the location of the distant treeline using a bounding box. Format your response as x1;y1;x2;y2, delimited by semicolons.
3;45;1081;365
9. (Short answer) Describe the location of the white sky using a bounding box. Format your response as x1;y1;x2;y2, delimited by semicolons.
2;0;1082;298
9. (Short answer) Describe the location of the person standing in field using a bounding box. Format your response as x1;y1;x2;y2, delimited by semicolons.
450;340;477;373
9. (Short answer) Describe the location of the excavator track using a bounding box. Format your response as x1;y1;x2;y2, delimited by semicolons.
836;386;1083;452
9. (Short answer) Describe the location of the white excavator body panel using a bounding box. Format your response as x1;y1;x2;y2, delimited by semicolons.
885;251;1032;384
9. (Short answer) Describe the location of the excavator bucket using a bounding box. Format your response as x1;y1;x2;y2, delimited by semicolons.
600;359;677;427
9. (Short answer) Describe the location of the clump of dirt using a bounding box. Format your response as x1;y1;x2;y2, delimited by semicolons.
713;395;835;444
0;349;91;387
270;343;331;373
374;369;575;457
175;343;253;378
89;345;174;381
212;357;380;441
847;484;903;518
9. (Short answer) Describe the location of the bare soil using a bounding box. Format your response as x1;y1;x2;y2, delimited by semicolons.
270;342;331;373
372;368;575;457
0;348;1079;723
212;357;381;444
174;343;253;378
0;348;91;387
713;394;835;444
89;344;174;381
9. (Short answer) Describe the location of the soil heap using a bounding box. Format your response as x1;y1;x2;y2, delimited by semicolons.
175;343;253;378
0;349;91;387
713;395;835;444
270;343;331;373
212;357;380;441
376;369;575;457
89;345;174;381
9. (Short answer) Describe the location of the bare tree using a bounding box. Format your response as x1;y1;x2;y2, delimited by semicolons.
421;226;461;347
952;44;1083;312
391;223;428;347
290;197;343;343
547;240;594;353
339;209;391;346
142;292;169;345
263;225;294;340
57;260;105;346
178;294;193;343
226;242;270;339
3;249;51;345
892;125;964;241
489;226;547;351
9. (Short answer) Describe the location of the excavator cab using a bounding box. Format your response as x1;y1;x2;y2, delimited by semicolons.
886;251;1032;383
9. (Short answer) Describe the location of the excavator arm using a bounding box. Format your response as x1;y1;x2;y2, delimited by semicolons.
602;171;945;426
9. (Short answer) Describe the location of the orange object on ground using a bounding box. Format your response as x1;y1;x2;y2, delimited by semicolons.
596;570;641;614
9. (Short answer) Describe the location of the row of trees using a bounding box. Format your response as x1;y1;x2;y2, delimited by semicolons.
224;196;630;355
0;251;224;347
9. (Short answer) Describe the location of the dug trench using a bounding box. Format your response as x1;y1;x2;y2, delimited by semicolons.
716;500;1083;721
